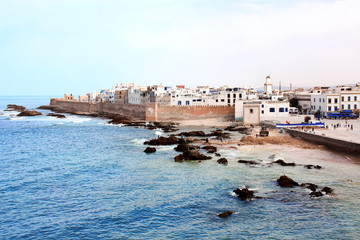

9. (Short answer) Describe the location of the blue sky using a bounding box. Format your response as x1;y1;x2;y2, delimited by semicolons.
1;0;359;95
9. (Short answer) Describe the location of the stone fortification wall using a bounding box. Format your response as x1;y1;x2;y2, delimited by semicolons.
50;100;234;122
146;103;234;122
50;100;146;120
286;128;360;155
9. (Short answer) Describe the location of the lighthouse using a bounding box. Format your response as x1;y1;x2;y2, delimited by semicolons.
264;75;273;95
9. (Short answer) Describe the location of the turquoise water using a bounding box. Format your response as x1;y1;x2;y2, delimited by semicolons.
1;97;360;239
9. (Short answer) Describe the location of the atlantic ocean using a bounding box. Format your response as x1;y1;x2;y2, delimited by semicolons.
1;96;360;239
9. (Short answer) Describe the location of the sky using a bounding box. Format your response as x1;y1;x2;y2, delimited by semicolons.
1;0;360;96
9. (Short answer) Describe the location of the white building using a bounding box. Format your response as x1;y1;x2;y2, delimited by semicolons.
235;100;290;123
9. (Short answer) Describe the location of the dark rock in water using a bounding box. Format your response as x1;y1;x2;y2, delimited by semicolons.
310;191;323;197
215;153;221;157
207;130;231;139
177;131;206;137
238;159;259;165
174;143;199;152
217;158;228;164
17;110;42;117
47;113;66;118
300;183;318;192
144;147;156;153
218;211;234;218
144;135;179;146
274;159;296;166
322;187;333;194
174;149;212;161
7;104;26;112
304;164;322;169
233;187;255;200
152;122;178;132
174;154;184;162
202;146;217;153
277;175;299;188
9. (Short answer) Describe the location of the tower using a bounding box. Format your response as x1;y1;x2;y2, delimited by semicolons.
264;75;273;95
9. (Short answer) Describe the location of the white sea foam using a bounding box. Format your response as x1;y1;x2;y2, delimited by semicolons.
156;145;175;151
9;117;25;121
130;138;147;145
155;130;163;136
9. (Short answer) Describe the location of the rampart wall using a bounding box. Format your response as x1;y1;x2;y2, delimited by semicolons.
285;128;360;155
145;103;235;121
50;100;235;122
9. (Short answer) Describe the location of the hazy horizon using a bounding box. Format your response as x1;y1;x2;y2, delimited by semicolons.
1;0;359;96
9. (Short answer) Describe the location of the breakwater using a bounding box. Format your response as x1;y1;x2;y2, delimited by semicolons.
285;128;360;155
46;99;235;122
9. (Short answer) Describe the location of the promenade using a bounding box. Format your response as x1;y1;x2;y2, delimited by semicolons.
312;119;360;144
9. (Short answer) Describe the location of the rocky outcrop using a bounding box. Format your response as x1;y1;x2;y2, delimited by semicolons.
309;191;323;197
233;187;255;200
17;111;42;117
6;104;26;112
304;164;322;169
274;159;296;167
177;131;206;137
206;130;231;139
174;149;212;162
300;183;318;192
277;175;299;188
238;159;259;165
144;147;156;153
202;146;217;153
174;143;199;152
217;211;234;218
217;158;228;164
47;113;66;118
144;135;179;146
321;187;333;194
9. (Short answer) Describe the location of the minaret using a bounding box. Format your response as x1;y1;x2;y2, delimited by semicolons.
264;75;273;95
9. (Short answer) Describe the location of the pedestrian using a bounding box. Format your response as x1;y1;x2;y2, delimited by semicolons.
351;124;353;130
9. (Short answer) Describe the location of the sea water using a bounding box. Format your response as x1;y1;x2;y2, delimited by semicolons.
1;97;360;239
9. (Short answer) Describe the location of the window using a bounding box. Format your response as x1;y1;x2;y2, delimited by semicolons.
186;101;190;105
323;98;325;102
348;104;351;109
328;106;331;111
261;104;264;108
178;101;181;105
233;99;235;103
335;98;338;103
261;110;264;114
239;94;242;98
279;108;285;112
314;99;316;102
355;104;357;109
348;96;351;101
270;108;275;112
233;94;236;98
355;96;358;101
335;106;338;111
216;99;218;102
342;96;344;101
228;99;230;103
319;106;321;110
221;99;225;102
285;108;288;112
328;98;331;104
342;104;344;109
250;109;253;114
227;94;230;98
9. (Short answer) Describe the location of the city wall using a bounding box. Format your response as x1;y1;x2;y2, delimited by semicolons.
50;100;235;122
285;128;360;155
145;103;235;122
